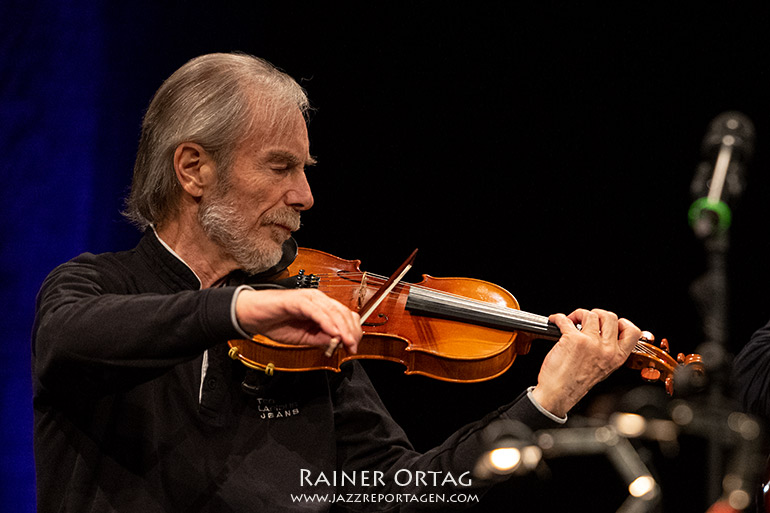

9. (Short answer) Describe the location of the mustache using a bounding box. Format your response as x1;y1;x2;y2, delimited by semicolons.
264;209;302;232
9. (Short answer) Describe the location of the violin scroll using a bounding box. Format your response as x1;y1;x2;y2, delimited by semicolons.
626;331;704;395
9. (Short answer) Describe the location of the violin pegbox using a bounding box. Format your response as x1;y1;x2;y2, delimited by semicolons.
294;269;321;289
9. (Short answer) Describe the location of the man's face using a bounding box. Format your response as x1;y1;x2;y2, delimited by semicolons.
199;107;315;274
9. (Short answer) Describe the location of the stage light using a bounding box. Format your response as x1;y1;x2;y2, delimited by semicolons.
610;412;679;443
670;401;694;426
473;421;542;480
722;474;752;511
474;439;544;479
727;412;761;441
487;446;521;473
728;489;750;510
474;441;522;479
612;413;647;438
628;475;656;498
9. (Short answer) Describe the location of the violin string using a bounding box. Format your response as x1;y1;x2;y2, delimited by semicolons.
308;273;677;360
307;272;553;331
307;271;553;325
303;272;692;342
635;342;659;355
409;286;551;325
302;273;676;353
634;343;654;356
632;342;673;367
312;273;660;338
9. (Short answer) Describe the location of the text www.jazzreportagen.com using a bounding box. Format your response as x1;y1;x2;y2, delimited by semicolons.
291;493;480;505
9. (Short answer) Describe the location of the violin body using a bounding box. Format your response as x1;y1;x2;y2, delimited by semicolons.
230;248;533;382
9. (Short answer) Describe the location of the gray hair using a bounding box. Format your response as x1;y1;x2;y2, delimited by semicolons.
124;53;310;228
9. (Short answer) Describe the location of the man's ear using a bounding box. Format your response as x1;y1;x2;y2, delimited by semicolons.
173;142;216;198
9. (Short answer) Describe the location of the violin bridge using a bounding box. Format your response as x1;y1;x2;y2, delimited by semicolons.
357;272;368;310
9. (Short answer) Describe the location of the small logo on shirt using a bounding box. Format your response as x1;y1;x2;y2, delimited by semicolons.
256;397;300;420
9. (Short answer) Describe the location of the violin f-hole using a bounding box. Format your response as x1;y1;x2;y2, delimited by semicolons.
363;313;388;327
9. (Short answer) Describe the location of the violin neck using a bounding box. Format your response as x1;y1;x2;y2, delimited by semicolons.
405;286;562;341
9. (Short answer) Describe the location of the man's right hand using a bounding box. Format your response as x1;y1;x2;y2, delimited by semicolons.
235;288;362;354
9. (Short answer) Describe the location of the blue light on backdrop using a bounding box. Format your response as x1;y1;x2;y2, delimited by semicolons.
2;2;109;509
1;3;277;507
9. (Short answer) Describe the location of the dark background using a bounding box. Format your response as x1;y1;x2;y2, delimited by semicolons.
3;2;770;511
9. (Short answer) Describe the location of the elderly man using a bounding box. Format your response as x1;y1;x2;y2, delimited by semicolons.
33;52;640;512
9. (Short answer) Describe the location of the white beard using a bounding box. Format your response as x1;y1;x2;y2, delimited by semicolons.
198;190;300;275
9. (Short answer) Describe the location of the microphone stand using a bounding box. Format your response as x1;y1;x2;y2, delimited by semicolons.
675;112;762;509
684;112;759;507
688;224;734;505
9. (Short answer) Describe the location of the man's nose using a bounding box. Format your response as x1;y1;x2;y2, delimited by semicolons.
286;170;314;211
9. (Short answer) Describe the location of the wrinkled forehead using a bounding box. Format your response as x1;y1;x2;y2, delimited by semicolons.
237;105;312;162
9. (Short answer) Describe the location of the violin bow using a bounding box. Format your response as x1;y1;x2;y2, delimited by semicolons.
325;249;419;357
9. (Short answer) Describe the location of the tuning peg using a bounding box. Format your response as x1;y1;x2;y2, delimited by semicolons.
641;367;661;382
660;338;670;353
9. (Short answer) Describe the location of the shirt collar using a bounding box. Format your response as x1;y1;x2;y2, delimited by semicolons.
138;226;299;290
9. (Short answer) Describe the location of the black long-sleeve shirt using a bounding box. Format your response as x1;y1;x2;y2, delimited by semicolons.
32;230;560;512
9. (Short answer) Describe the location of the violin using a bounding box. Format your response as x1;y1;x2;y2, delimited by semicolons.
228;248;703;394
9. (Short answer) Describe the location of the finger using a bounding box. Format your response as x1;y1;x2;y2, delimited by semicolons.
548;312;582;335
618;317;640;336
300;291;361;352
591;309;619;340
322;294;362;352
566;308;601;336
321;313;361;354
319;294;363;353
617;318;642;353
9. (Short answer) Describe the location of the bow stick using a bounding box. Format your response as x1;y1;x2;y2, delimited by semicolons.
325;248;419;357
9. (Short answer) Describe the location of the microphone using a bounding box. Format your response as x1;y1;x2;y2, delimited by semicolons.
689;111;755;238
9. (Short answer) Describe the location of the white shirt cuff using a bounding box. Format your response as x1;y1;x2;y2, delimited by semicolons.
230;285;255;339
526;386;568;424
